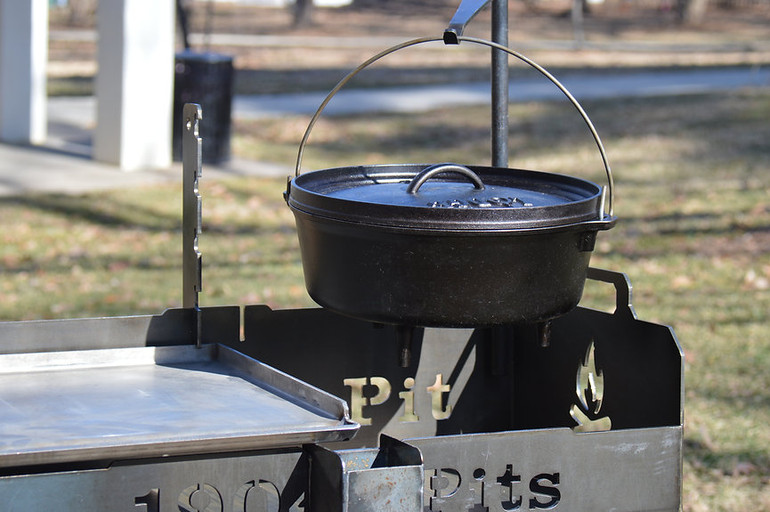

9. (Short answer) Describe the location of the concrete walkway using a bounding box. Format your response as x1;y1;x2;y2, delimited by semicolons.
233;66;770;118
0;143;291;196
1;65;768;196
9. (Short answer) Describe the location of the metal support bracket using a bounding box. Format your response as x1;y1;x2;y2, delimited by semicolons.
444;0;491;43
586;267;637;320
182;103;203;347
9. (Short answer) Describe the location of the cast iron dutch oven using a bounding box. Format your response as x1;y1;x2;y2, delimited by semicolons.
285;37;617;327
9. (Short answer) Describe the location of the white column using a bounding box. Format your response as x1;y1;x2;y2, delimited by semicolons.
0;0;48;144
94;0;174;171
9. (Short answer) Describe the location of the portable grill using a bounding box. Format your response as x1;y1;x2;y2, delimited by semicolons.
0;2;683;510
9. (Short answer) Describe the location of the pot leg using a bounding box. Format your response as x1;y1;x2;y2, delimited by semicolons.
397;325;417;368
538;321;552;348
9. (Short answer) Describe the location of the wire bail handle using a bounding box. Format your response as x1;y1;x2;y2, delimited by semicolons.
295;36;615;217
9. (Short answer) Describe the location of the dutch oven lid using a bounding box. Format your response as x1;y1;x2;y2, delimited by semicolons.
287;163;610;232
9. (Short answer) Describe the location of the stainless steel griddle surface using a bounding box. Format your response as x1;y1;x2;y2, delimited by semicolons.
0;343;356;468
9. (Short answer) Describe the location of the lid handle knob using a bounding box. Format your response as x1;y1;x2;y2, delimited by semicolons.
406;163;486;195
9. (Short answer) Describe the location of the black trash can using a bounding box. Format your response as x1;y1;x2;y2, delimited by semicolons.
173;51;234;164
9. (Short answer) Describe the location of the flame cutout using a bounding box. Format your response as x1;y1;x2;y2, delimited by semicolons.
570;341;612;433
576;341;604;414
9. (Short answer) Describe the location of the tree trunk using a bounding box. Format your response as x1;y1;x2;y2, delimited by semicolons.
293;0;314;28
677;0;708;25
66;0;97;26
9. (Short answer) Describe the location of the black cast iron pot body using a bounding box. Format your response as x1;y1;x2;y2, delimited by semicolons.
287;36;617;327
286;163;615;327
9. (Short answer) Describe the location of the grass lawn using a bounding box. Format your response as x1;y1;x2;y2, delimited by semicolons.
2;89;769;510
